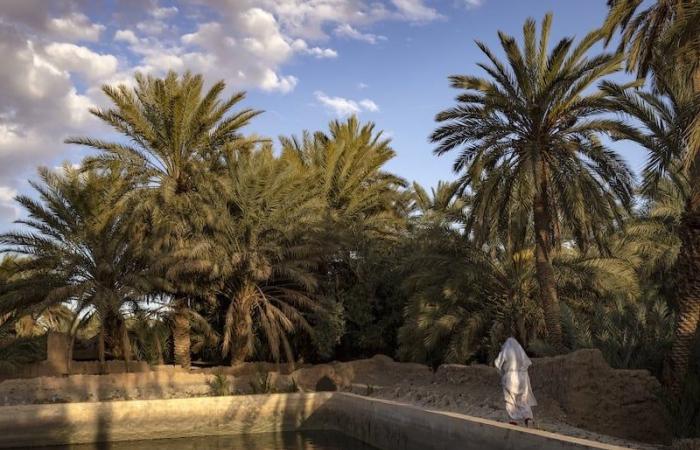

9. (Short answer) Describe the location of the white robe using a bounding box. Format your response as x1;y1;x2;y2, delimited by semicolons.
494;337;537;420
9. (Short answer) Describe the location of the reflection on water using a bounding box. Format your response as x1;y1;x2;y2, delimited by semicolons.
31;431;379;450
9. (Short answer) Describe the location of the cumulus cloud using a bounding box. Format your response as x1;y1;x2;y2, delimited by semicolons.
0;186;20;222
334;24;386;44
315;91;380;116
114;29;140;45
291;39;338;58
44;43;119;81
391;0;442;21
0;24;102;178
47;12;106;42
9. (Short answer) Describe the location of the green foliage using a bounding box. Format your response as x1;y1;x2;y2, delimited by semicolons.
204;146;325;364
0;166;150;360
208;372;232;396
603;0;699;83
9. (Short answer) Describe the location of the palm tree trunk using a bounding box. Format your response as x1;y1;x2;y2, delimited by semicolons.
230;313;253;364
533;186;563;349
666;68;700;395
98;326;106;374
229;285;255;365
155;336;165;365
120;319;132;373
172;298;191;369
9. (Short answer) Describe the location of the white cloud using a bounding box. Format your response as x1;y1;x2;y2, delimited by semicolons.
334;24;386;44
463;0;483;9
44;43;119;82
0;186;20;222
47;12;106;42
136;20;170;35
261;69;298;93
178;18;300;93
358;82;369;89
359;99;379;112
315;91;380;116
176;9;338;93
151;6;179;19
202;0;441;40
391;0;442;21
0;19;107;209
114;29;140;45
291;39;337;59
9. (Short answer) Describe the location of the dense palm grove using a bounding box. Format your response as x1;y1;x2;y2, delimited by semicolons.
0;0;698;436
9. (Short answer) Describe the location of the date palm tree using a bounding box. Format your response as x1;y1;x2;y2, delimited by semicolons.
604;0;700;396
603;0;699;83
67;72;261;368
430;14;635;348
603;77;700;392
0;166;151;370
409;181;467;228
281;116;407;242
205;147;324;363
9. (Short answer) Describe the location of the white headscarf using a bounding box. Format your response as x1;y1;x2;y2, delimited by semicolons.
494;337;531;373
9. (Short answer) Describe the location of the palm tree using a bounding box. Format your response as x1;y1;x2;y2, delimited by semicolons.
409;181;467;228
0;166;151;370
281;116;407;242
430;14;635;348
67;71;262;368
604;0;699;150
603;77;700;392
604;0;700;396
204;147;325;363
603;0;699;84
280;117;408;360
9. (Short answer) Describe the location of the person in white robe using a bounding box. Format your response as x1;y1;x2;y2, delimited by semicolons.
494;337;537;426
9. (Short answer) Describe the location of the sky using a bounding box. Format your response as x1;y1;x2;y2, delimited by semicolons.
0;0;646;233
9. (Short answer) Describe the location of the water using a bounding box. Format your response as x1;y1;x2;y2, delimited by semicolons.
28;431;380;450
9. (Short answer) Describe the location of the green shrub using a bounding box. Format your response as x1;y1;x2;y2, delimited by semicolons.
208;372;232;396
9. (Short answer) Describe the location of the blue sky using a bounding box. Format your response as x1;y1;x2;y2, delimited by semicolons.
0;0;645;232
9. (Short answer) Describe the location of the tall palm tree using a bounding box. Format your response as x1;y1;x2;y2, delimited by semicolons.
205;147;324;363
430;14;635;348
67;71;261;368
604;0;700;396
603;77;700;392
280;118;407;360
0;166;151;370
281;116;407;242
